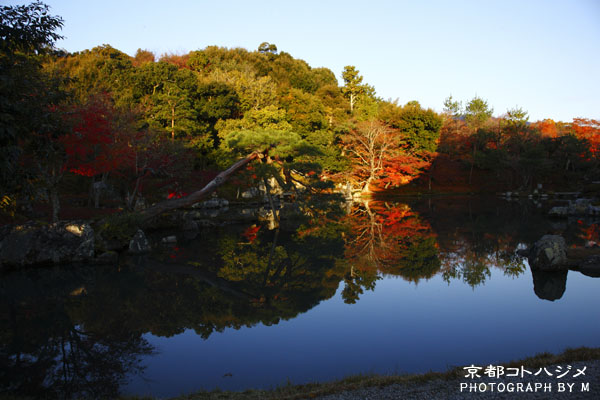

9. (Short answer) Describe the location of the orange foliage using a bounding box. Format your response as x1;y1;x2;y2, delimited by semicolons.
535;119;558;138
380;153;432;187
572;118;600;156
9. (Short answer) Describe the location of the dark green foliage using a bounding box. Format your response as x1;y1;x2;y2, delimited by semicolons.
196;81;240;146
187;50;209;71
380;101;443;154
394;236;441;283
395;102;443;154
0;1;63;54
303;129;349;173
0;1;65;197
544;134;595;176
196;82;240;123
223;129;315;159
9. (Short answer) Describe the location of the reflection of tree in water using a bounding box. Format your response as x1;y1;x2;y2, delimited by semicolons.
213;219;348;325
135;205;349;339
342;199;529;292
341;201;441;302
409;197;546;288
0;267;153;399
0;198;542;398
439;233;527;288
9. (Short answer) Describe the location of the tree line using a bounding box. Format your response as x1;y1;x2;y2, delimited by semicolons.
1;2;599;223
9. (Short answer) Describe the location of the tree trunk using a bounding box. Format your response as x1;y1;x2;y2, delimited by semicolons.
138;152;261;223
361;176;374;196
171;106;175;140
50;186;60;223
262;176;279;226
469;143;477;185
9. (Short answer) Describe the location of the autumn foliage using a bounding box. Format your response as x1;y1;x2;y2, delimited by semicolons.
60;94;134;178
344;201;439;280
572;118;600;157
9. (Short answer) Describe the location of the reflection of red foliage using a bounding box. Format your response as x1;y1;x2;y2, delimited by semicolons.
578;223;600;243
344;202;436;273
242;225;260;242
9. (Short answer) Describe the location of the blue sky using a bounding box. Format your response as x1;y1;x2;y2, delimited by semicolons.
7;0;600;122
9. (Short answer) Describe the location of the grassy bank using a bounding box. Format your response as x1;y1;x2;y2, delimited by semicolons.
132;347;600;400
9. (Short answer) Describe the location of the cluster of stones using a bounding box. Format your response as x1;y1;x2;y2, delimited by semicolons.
548;198;600;217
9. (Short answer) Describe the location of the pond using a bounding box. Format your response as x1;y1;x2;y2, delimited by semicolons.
1;196;599;398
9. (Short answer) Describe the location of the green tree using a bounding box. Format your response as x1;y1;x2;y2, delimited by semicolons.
443;95;462;118
464;96;493;130
341;65;366;113
217;105;293;139
136;61;202;141
220;126;325;218
196;81;240;147
395;101;443;154
504;106;529;130
463;96;493;184
258;42;278;54
0;1;63;52
186;50;209;72
279;88;327;133
207;68;278;112
0;1;65;211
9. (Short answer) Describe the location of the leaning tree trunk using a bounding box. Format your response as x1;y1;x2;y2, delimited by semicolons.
137;152;261;223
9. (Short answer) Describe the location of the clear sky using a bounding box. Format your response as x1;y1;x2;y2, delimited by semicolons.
6;0;600;122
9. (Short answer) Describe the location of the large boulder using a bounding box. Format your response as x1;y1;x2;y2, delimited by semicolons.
528;235;567;270
0;221;94;268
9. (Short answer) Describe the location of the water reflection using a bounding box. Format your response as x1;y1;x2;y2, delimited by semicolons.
531;268;568;301
1;197;599;397
342;199;530;296
0;267;153;399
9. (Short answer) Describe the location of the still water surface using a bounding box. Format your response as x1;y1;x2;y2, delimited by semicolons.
2;197;599;398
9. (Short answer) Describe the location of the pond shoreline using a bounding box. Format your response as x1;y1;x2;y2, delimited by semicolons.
159;348;600;400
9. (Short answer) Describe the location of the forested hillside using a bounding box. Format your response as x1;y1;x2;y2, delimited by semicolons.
2;2;599;223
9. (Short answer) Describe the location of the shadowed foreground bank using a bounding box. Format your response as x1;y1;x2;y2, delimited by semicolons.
151;348;599;400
